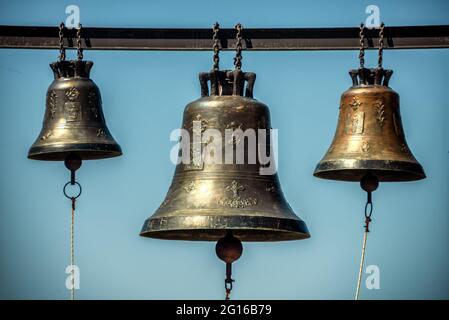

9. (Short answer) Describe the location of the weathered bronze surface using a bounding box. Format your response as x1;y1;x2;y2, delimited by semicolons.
314;67;425;182
140;69;310;241
28;60;122;161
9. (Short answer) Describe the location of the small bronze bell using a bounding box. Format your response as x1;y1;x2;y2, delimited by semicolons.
140;68;309;241
314;23;425;300
313;67;425;182
27;23;122;301
28;59;122;161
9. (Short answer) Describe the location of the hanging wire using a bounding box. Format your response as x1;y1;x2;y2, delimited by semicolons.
76;23;84;61
358;23;365;68
355;191;373;300
58;22;66;61
212;22;220;70
234;23;243;70
378;22;385;68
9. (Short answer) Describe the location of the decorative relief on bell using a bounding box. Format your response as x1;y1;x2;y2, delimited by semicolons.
190;114;208;133
225;121;245;145
88;90;99;118
96;129;106;138
217;180;258;208
375;100;386;128
66;87;80;101
265;183;276;193
48;90;58;119
361;141;370;152
64;101;82;122
347;112;365;135
184;181;196;193
349;96;362;111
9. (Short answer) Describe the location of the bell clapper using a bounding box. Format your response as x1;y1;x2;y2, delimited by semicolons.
355;172;379;300
63;153;83;300
215;231;243;300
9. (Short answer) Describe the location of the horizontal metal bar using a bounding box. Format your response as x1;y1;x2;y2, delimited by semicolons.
0;25;449;51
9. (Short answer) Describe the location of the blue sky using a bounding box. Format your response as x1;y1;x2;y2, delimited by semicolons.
0;0;448;299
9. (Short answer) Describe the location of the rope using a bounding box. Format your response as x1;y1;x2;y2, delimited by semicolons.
355;191;373;300
70;198;76;300
355;229;368;300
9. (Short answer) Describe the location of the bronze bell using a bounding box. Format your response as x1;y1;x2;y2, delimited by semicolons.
28;60;122;161
314;67;425;182
140;69;310;241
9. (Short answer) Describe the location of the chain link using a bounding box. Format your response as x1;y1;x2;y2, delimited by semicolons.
76;23;83;61
58;22;66;61
212;22;220;70
358;23;365;68
378;22;385;68
234;23;243;70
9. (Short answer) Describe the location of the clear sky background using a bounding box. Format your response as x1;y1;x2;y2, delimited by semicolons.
0;0;448;299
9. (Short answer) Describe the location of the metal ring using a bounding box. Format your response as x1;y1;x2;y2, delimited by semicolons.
364;201;373;218
63;181;82;199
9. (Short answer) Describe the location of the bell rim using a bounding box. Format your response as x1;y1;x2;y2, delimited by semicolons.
28;143;122;161
313;159;426;182
140;215;310;242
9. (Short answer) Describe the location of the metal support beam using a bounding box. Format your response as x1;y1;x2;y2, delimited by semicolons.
0;25;448;51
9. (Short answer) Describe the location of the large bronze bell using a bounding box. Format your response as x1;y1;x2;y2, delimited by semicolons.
140;69;310;241
314;67;425;182
28;59;122;161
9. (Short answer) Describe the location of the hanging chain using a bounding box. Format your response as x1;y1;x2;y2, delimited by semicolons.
378;22;385;68
355;191;374;300
58;22;66;61
76;23;83;61
234;23;243;70
212;22;220;70
358;23;365;69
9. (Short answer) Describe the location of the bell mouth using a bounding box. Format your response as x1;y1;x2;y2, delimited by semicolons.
140;215;310;242
28;143;122;161
313;159;426;182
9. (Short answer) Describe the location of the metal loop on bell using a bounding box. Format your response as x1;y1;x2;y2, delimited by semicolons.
63;181;82;199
